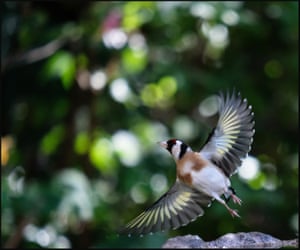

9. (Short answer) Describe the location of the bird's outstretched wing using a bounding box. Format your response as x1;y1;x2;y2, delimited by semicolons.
199;91;255;177
120;180;212;235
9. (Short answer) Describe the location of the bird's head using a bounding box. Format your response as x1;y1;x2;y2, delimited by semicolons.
158;139;191;161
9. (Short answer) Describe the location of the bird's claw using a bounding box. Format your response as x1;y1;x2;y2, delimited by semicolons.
229;208;240;218
231;194;242;206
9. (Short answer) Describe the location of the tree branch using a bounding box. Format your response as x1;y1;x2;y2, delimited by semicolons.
1;37;67;73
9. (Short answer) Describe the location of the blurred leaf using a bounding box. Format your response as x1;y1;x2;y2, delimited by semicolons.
122;2;155;32
121;47;148;74
74;131;90;155
89;137;117;175
40;125;65;155
44;51;76;89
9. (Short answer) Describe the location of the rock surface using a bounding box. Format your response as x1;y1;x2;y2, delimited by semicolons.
162;232;298;248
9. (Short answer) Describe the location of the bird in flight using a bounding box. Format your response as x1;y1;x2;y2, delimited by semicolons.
121;90;255;235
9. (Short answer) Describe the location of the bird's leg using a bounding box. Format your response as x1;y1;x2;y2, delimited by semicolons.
227;187;242;205
223;202;241;218
214;194;241;218
231;193;242;205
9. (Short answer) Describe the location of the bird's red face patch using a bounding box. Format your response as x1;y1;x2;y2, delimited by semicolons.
168;138;177;145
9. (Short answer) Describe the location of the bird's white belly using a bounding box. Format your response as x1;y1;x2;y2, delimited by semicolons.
191;165;230;197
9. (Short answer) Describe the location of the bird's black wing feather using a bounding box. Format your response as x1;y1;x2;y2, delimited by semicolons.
120;180;212;235
199;91;255;177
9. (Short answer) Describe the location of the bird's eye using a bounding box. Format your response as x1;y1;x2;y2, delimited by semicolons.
167;139;177;152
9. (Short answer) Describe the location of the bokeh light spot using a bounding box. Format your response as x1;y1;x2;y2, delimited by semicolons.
102;28;127;49
109;78;132;103
7;166;25;196
112;130;141;167
150;174;167;193
208;24;229;48
130;184;147;204
141;76;177;108
190;2;216;20
198;95;219;117
173;116;197;141
221;10;240;26
90;70;107;91
122;48;148;74
90;138;115;174
128;33;147;51
238;156;260;180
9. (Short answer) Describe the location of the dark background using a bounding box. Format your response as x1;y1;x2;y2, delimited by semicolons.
1;1;298;248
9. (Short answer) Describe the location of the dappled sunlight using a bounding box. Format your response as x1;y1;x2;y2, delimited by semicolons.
109;78;133;103
23;224;71;248
94;179;117;204
207;24;229;49
89;137;116;174
198;94;219;117
130;183;147;204
132;121;169;148
190;2;216;20
122;47;148;74
221;9;240;26
55;169;94;222
172;116;198;141
102;28;127;49
238;156;282;192
7;166;25;196
112;130;141;167
43;51;76;90
141;76;177;108
128;33;147;51
150;173;168;194
90;70;107;91
122;2;155;32
238;156;260;181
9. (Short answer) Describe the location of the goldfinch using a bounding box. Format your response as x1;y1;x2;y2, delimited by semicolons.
121;91;255;235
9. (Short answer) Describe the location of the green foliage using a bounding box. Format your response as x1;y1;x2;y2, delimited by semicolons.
44;51;76;89
1;1;298;248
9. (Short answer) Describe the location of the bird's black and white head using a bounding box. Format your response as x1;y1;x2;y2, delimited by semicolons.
158;139;191;161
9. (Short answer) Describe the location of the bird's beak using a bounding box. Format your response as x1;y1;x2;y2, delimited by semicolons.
157;141;167;148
